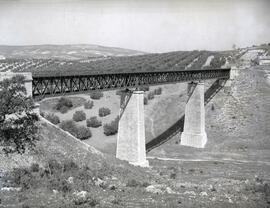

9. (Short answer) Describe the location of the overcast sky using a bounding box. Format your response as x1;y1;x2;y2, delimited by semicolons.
0;0;269;52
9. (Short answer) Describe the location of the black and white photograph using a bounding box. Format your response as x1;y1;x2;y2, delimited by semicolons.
0;0;270;207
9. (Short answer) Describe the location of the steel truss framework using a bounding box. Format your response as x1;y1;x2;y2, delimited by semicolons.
32;68;230;99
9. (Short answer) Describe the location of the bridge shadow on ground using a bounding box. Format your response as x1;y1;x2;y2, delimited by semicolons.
146;79;227;152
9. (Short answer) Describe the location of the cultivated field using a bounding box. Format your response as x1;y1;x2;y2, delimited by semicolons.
0;50;235;75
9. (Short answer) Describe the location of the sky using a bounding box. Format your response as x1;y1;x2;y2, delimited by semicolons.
0;0;269;52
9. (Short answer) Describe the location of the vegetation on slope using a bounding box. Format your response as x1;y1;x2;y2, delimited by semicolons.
2;50;234;76
0;119;168;207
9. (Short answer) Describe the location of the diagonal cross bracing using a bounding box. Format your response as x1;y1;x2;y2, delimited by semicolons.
32;68;230;99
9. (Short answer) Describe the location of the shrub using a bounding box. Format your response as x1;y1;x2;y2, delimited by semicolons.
138;85;150;91
98;107;111;117
103;116;119;136
115;90;122;96
48;175;72;194
126;179;141;187
59;105;69;114
45;113;60;125
84;100;94;109
63;160;79;172
90;91;103;100
147;91;155;100
30;163;39;172
86;116;102;128
154;87;162;95
73;110;86;122
111;196;123;205
59;120;78;137
55;97;73;110
76;126;92;140
12;168;37;190
39;111;45;117
59;120;91;140
73;195;99;206
144;97;148;105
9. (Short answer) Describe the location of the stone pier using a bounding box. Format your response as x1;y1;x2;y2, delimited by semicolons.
116;90;149;167
224;65;237;87
180;82;207;148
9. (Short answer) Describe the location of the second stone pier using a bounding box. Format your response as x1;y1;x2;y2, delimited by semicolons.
180;82;207;148
116;90;149;167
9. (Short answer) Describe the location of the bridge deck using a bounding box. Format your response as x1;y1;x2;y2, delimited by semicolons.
32;68;230;98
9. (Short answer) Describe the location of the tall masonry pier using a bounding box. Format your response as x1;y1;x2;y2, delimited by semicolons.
180;82;207;148
116;90;149;167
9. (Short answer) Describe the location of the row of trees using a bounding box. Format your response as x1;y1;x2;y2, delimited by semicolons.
14;50;227;76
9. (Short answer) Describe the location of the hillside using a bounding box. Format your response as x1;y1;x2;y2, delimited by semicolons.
0;118;175;207
0;44;145;60
148;61;270;162
0;49;235;74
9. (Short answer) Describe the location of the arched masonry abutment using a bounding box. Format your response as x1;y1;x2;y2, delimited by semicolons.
180;81;207;148
116;90;149;167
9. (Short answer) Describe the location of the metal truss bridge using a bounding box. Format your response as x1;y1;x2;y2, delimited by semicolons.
32;68;230;99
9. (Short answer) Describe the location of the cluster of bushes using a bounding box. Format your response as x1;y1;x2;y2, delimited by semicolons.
55;97;73;113
73;110;86;122
59;120;91;140
103;116;119;136
98;107;111;117
86;116;102;128
84;100;94;109
44;113;60;125
90;91;103;100
9;159;103;205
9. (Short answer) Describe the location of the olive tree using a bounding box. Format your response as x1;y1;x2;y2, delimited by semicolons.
0;75;39;154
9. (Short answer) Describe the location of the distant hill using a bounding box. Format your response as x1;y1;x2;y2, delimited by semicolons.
0;44;145;60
